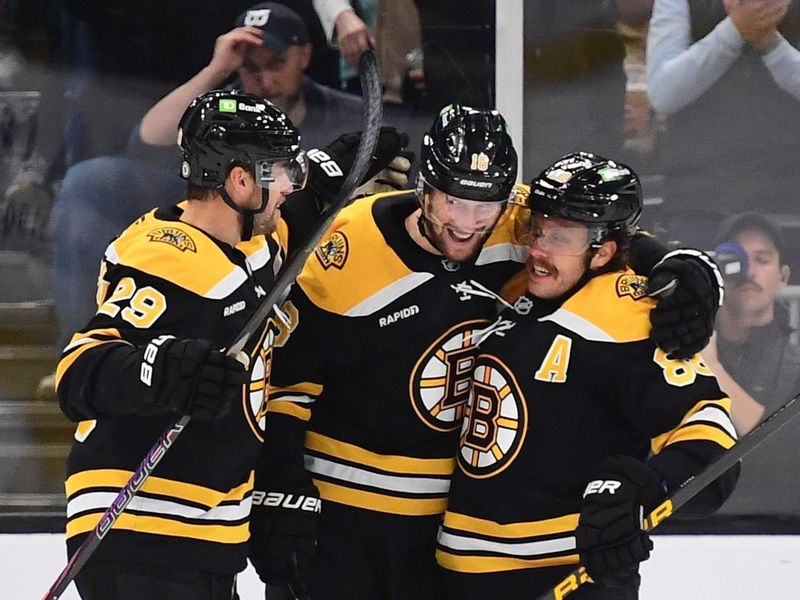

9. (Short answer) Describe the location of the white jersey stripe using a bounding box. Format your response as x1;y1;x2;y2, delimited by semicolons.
67;491;252;522
305;455;451;495
438;529;576;557
345;272;435;316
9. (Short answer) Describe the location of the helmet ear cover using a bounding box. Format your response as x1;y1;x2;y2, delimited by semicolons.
418;103;517;202
528;151;642;245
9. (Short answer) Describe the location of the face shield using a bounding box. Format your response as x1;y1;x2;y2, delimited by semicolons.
418;180;515;235
526;213;595;256
255;150;308;192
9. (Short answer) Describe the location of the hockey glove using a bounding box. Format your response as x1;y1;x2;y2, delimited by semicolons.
575;455;667;587
354;153;413;197
306;126;411;208
647;249;723;359
249;464;321;588
136;335;247;420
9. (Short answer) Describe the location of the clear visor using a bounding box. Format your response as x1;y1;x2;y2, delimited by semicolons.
255;151;308;192
422;191;513;235
526;213;592;256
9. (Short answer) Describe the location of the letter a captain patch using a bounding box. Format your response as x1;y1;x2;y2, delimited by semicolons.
534;334;572;383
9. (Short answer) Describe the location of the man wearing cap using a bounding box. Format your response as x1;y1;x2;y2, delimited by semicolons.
702;213;799;434
48;2;401;354
701;213;800;525
136;2;364;151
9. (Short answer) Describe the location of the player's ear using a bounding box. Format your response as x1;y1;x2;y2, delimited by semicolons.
590;240;617;270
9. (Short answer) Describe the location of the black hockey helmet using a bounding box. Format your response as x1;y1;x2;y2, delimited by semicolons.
418;104;517;202
177;89;305;190
528;152;642;244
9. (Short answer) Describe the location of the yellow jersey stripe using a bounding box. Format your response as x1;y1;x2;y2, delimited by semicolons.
66;512;250;543
662;423;737;449
56;339;122;389
436;550;579;573
443;511;579;539
66;469;253;505
305;432;455;475
268;381;324;397
268;401;311;422
314;479;447;516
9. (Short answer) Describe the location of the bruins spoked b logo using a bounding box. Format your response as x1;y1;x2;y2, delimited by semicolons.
409;320;489;432
458;355;527;478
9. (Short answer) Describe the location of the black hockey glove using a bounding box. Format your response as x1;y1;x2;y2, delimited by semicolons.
575;455;667;587
135;335;247;420
647;249;723;359
306;126;411;208
249;464;320;589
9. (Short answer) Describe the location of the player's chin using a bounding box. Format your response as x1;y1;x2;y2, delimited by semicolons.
254;213;280;236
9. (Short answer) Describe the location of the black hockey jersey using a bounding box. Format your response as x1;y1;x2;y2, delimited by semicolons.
56;205;291;574
264;190;529;517
436;270;737;575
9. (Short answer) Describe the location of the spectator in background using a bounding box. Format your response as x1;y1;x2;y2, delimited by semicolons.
701;213;800;521
3;0;255;223
702;213;799;434
313;0;424;105
647;0;800;249
522;1;655;179
49;2;367;350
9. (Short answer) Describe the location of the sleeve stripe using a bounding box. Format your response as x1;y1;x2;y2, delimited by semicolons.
266;400;311;421
651;398;736;453
63;327;125;352
443;510;579;539
661;422;737;450
268;382;323;397
685;405;738;440
55;339;126;390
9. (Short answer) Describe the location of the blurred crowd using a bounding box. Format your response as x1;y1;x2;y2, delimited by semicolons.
0;0;799;528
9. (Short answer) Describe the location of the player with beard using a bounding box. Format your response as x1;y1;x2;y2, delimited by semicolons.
437;153;738;600
53;87;408;600
248;105;725;599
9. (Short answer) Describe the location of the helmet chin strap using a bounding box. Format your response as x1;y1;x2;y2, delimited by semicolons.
416;210;447;256
217;183;270;242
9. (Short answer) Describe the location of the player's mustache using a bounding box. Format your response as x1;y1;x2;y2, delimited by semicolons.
527;257;556;274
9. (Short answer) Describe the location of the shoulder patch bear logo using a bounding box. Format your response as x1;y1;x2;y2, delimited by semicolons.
315;231;349;270
147;227;197;252
616;273;648;300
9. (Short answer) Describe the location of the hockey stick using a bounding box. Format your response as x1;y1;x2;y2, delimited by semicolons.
535;391;800;600
227;47;383;357
41;49;383;600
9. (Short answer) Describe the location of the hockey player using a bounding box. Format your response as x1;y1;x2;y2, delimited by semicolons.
248;107;726;599
54;88;405;600
436;153;739;600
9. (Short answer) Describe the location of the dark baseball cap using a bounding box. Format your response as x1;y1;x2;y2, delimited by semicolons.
715;212;786;259
234;3;310;52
